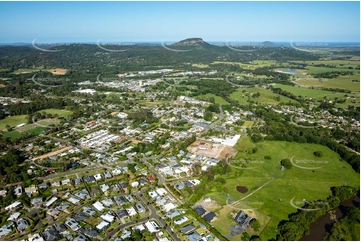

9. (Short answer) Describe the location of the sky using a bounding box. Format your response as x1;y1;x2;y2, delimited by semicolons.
0;1;359;43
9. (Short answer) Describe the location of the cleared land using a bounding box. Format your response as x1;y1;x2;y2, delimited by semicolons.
230;87;299;105
187;140;236;159
48;68;67;75
203;137;359;240
197;93;230;105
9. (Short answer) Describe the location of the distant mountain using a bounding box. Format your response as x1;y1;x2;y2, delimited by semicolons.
172;38;207;46
260;41;275;47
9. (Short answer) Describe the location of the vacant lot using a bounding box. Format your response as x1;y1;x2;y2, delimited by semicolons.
187;140;236;159
48;68;67;75
197;93;230;105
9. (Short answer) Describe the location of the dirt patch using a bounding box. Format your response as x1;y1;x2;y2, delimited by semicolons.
48;68;67;75
187;140;236;159
32;146;72;161
194;198;222;211
236;186;248;193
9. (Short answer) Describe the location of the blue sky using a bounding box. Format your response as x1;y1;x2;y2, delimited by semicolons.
0;1;359;43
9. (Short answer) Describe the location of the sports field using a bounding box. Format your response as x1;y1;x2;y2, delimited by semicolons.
0;115;27;130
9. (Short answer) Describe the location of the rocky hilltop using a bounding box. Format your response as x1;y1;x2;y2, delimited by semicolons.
172;38;206;46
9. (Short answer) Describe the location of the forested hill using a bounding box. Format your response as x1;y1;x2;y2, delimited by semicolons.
0;41;322;71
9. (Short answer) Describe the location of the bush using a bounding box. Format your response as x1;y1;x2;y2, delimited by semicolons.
314;150;323;157
264;155;272;160
281;158;292;169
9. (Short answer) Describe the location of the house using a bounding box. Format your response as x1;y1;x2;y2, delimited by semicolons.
125;195;134;203
74;234;87;241
84;228;98;238
100;213;115;223
0;223;12;237
132;224;145;231
73;178;82;186
38;182;48;189
114;196;126;206
100;184;110;193
156;188;167;196
47;208;60;217
194;205;206;216
61;179;71;186
93;201;105;212
174;183;185;190
184;181;194;188
83;175;95;183
53;223;67;234
16;218;29;232
180;222;196;235
94;173;102;181
235;210;253;227
139;178;148;186
186;231;201;241
147;176;155;183
163;203;177;212
0;190;7;197
56;203;70;212
25;185;37;195
5;201;22;211
74;212;88;222
14;185;22;196
51;181;61;187
41;227;58;241
65;219;80;231
74;189;89;200
44;197;58;208
31;197;43;207
112;169;122;176
83;207;96;216
149;191;159;199
131;181;139;188
204;212;217;223
103;171;112;179
7;212;21;221
28;233;44;241
174;216;189;225
136;203;146;213
126;207;137;217
101;198;114;207
68;197;80;205
166;210;181;219
145;220;160;233
96;221;109;231
116;209;129;219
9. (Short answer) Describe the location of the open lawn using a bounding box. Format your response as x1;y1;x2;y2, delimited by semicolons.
41;109;73;118
230;87;299;105
0;115;27;130
197;93;230;105
205;138;359;240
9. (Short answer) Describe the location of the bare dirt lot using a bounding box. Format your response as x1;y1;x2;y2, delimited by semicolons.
187;140;237;159
32;146;72;161
48;68;67;75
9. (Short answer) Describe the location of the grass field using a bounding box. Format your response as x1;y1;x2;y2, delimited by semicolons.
192;64;209;68
41;109;73;118
11;69;41;74
294;75;360;92
197;93;230;105
0;115;27;130
230;87;299;105
2;127;45;139
213;60;278;71
205;137;359;240
273;84;360;107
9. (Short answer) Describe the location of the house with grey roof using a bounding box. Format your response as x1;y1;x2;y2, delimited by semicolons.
41;227;58;241
235;210;253;227
136;203;146;213
0;224;13;237
74;234;87;241
74;212;88;222
84;228;98;238
16;218;29;232
114;196;126;206
180;222;196;235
